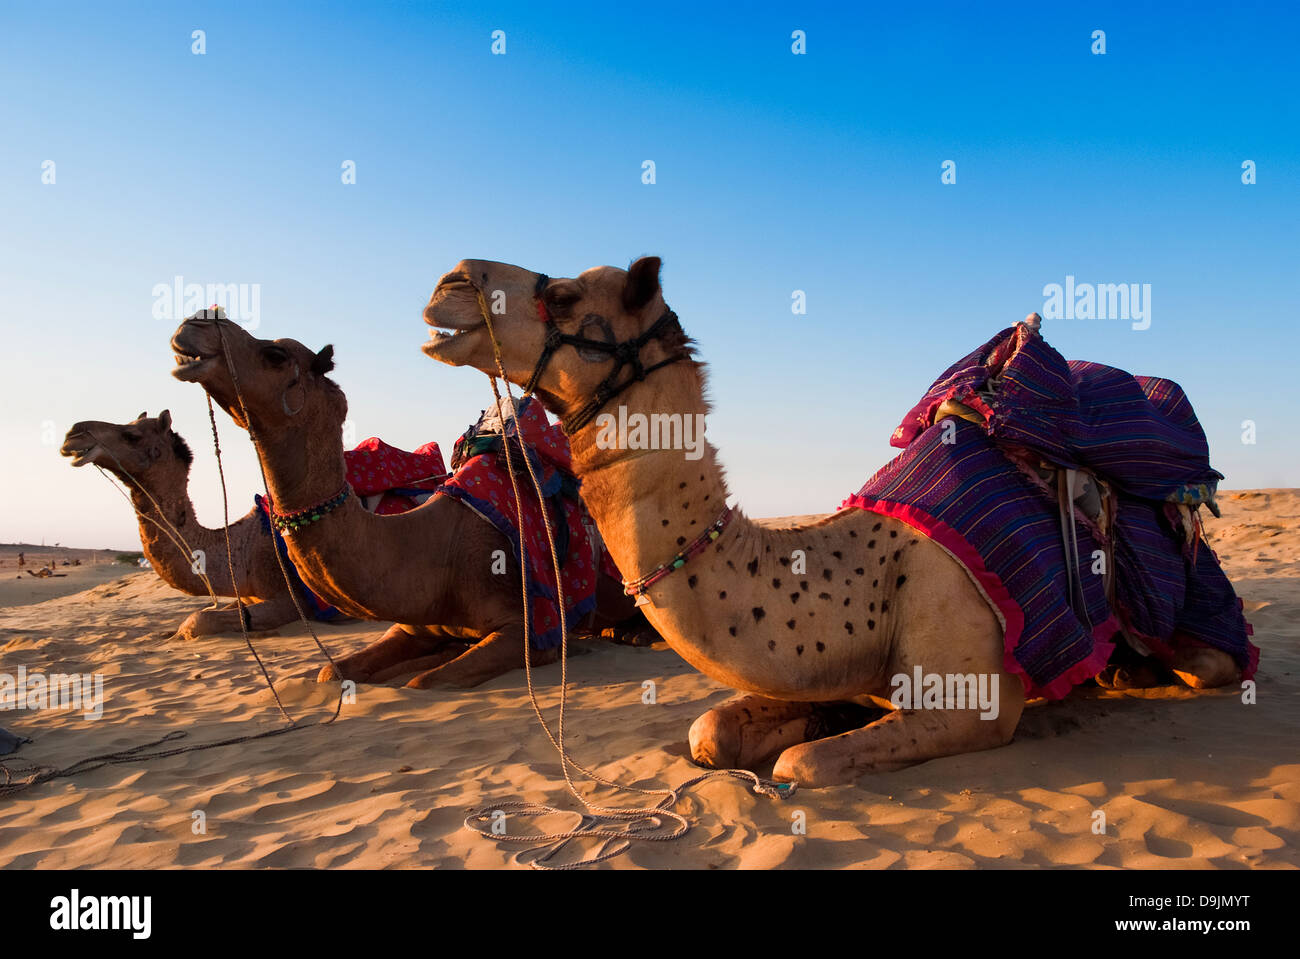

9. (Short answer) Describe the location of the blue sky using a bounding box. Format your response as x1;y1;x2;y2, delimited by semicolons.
2;1;1296;549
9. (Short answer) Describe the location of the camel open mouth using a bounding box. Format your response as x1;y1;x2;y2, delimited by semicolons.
171;351;218;382
170;327;221;382
421;273;486;360
59;437;99;467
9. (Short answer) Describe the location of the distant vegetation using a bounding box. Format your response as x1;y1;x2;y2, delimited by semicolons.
115;552;145;566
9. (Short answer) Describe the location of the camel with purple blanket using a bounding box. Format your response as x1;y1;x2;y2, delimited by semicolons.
422;256;1254;786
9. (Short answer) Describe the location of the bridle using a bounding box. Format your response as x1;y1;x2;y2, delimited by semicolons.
521;273;688;434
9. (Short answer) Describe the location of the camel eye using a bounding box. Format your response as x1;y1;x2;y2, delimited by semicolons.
545;287;582;314
123;431;141;444
262;346;290;366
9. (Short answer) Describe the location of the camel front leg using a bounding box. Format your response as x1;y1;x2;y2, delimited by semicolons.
163;594;298;641
317;623;461;683
689;695;822;770
771;671;1024;787
405;626;556;690
690;696;883;770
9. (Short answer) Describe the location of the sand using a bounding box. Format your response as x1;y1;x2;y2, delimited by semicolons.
0;491;1296;869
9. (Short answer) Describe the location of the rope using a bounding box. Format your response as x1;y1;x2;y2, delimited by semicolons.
462;288;794;869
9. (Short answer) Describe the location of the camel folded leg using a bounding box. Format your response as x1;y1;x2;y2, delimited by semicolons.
690;695;828;770
163;594;298;642
1171;646;1240;689
317;623;462;684
691;696;882;770
404;626;559;690
770;673;1025;787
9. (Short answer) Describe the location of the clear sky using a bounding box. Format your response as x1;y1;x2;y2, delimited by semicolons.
2;1;1296;550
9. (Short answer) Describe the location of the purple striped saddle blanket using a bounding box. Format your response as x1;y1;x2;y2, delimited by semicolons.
842;321;1257;700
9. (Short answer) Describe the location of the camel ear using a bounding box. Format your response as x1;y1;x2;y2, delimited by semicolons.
157;409;172;431
137;411;148;422
311;344;335;375
622;256;662;312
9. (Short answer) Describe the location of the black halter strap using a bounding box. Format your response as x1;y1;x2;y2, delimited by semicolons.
524;273;687;434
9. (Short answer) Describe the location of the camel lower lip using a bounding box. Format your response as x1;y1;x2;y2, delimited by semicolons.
171;355;215;381
421;328;480;359
64;447;96;467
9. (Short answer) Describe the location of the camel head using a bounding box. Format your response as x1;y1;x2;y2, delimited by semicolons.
169;309;345;438
60;410;193;488
422;257;691;426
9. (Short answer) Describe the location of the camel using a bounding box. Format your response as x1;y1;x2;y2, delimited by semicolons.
60;411;299;639
420;256;1241;786
169;312;650;689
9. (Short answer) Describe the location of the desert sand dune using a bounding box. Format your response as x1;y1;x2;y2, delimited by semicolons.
0;491;1295;869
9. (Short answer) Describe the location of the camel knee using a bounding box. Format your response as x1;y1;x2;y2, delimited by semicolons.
316;663;343;683
688;709;742;770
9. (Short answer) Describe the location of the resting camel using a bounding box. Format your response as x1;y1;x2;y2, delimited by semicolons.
420;256;1240;786
60;412;299;639
170;312;650;689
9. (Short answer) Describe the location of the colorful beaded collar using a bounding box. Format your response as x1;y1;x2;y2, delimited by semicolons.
623;506;733;607
272;486;350;532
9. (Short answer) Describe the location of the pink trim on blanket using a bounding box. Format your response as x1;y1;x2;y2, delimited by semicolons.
841;493;1117;701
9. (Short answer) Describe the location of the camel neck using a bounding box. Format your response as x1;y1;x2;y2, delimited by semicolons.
127;474;239;595
567;368;738;588
253;423;347;517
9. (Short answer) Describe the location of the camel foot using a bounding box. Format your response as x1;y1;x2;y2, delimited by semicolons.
602;616;659;647
318;623;460;684
1095;662;1170;689
1171;646;1240;689
404;627;543;690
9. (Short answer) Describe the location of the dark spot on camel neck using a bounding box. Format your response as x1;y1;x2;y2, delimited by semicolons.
751;607;765;622
844;622;854;634
746;558;759;576
687;575;697;589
